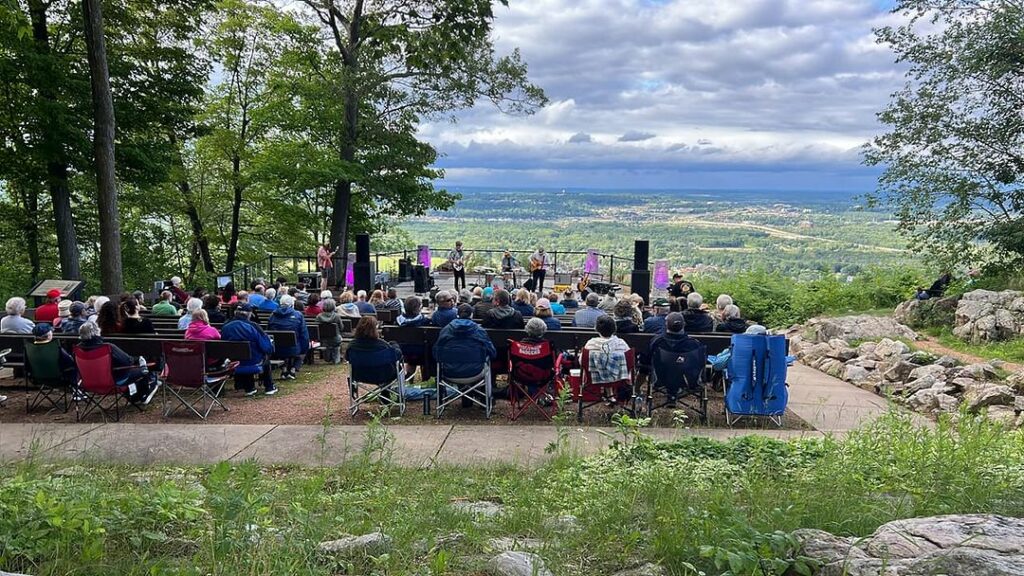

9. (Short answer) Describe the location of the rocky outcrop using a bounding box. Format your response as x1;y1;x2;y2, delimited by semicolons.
796;514;1024;576
893;296;959;329
804;316;918;344
953;289;1024;343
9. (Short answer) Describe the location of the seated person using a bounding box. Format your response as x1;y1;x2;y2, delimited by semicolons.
220;282;238;305
714;294;733;323
435;303;497;400
682;292;714;333
649;312;703;408
926;271;952;298
152;291;178;316
184;309;221;341
534;298;562;331
304;293;323;317
432;290;458;328
355;290;377;315
316;299;345;364
483;289;526;329
382;288;404;313
346;316;404;385
132;290;148;312
54;299;73;329
397;296;429;327
267;295;309;380
177;298;204;330
473;287;495;319
294;283;310;306
612;299;640;334
258;288;280;313
511;318;556;397
643;299;671;334
120;297;155;334
512;289;535;317
35;289;62;325
169;276;189;304
598;293;617;313
248;285;268;309
2;297;35;334
76;321;159;405
584;316;631;401
221;304;276;396
572;293;608;328
337;291;362;318
60;302;88;335
31;323;76;378
715;304;748;334
668;274;695;298
203;295;227;324
96;300;124;335
523;316;548;343
561;290;579;309
369;289;386;310
629;294;650;320
547;292;567;315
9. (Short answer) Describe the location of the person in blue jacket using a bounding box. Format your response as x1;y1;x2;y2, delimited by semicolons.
434;304;497;380
431;290;458;328
267;295;309;380
221;304;277;396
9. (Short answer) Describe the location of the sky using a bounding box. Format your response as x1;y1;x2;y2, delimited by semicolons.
418;0;907;192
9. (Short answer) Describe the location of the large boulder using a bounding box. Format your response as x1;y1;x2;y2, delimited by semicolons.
894;295;960;329
963;382;1015;412
806;316;918;344
953;289;1024;343
801;514;1024;576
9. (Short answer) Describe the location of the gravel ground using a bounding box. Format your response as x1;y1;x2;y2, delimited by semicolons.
0;363;808;429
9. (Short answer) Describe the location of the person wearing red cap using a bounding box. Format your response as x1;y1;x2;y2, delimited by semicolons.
34;289;62;324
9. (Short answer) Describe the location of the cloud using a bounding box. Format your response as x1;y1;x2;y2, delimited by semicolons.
567;132;593;144
619;130;656;142
418;0;907;190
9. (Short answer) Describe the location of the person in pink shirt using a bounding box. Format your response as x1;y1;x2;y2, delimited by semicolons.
317;242;338;292
184;309;221;341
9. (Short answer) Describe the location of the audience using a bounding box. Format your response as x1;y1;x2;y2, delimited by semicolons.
369;289;386;309
346;316;403;385
561;290;579;309
382;288;404;313
220;282;238;305
512;289;535;317
715;304;748;334
178;297;204;330
584;316;631;402
483;289;525;329
88;296;109;324
547;292;566;315
534;298;561;331
613;299;640;334
572;293;608;328
184;309;221;341
294;283;310;306
258;288;279;312
60;302;88;335
473;287;495;319
523;317;548;343
96;300;123;335
432;290;458;328
132;290;148;311
248;285;268;309
152;291;178;316
34;289;62;324
434;303;497;396
682;292;714;333
643;299;671;334
77;321;159;405
304;293;322;317
648;312;701;407
120;298;155;334
31;323;75;376
598;293;617;313
397;296;429;327
714;294;734;323
316;299;344;364
2;297;34;334
629;294;650;321
267;295;309;380
355;290;376;314
337;292;362;318
54;299;73;329
202;295;227;324
169;276;189;304
221;304;276;396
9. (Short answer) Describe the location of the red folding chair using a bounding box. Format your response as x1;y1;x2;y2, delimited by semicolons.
73;344;135;422
161;341;237;419
507;339;558;421
575;348;635;423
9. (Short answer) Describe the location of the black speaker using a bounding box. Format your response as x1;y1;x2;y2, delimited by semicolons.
354;262;374;294
630;269;651;304
413;264;428;293
356;233;370;263
398;259;412;282
297;272;321;287
634;239;650;270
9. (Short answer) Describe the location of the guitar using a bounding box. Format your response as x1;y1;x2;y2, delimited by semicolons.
576;272;591;292
530;254;546;272
451;251;470;272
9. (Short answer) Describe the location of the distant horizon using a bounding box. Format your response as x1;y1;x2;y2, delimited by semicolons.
434;182;870;197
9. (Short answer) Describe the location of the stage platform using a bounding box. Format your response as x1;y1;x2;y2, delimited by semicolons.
384;270;628;299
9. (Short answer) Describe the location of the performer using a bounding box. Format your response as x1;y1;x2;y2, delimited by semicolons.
529;246;548;294
501;249;518;289
448;240;467;290
317;242;338;293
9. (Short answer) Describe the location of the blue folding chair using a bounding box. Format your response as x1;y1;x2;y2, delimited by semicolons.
724;334;789;427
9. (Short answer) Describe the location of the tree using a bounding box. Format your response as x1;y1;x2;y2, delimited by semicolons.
294;0;546;274
865;0;1024;268
82;0;123;293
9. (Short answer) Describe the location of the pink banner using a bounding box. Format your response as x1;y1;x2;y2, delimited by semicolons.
584;248;599;274
654;260;670;289
418;245;431;268
345;253;355;287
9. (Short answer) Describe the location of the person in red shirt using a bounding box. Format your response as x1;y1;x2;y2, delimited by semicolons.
34;289;62;324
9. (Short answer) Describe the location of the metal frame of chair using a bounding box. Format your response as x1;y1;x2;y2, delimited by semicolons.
23;340;71;414
436;362;492;419
641;340;709;423
506;339;559;421
348;360;407;416
576;348;635;423
160;341;235;419
0;348;8;408
72;344;136;422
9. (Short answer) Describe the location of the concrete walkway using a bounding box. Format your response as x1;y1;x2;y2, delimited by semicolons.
0;364;925;467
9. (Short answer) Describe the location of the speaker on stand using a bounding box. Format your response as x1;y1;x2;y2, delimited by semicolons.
354;234;373;293
634;239;650;270
413;264;429;293
632;239;651;304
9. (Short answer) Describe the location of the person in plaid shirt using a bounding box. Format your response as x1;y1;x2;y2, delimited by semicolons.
584;315;630;384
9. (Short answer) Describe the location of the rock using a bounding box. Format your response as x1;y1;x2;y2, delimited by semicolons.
486;551;553;576
1016;396;1024;411
856;341;878;358
874;338;912;359
894;296;960;329
949;377;976;393
984;405;1019;428
954;289;1024;343
1;572;36;576
793;528;869;565
960;363;1000;380
936;393;960;412
487;537;544;552
318;532;391;556
963;382;1016;412
807;316;918;344
847;358;879;370
451;500;504;518
843;365;871;383
907;351;938;365
826;339;858;361
907;389;941;412
414;532;466;555
1006;370;1024;392
611;563;668;576
935;354;959;368
903;364;948;395
543;515;580;532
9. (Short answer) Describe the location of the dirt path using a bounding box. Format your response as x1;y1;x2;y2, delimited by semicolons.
913;337;1024;373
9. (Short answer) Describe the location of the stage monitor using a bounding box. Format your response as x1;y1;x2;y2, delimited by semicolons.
216;275;233;289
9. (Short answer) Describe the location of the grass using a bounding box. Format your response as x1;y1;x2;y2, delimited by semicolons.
923;327;1024;364
2;412;1024;575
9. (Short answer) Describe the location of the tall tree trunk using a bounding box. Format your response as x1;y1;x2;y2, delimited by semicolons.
14;183;41;284
225;154;243;272
329;2;363;286
82;0;123;294
170;133;216;275
29;0;81;279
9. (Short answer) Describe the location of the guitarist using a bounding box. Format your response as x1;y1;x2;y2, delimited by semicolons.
529;246;549;294
448;240;467;290
317;242;339;292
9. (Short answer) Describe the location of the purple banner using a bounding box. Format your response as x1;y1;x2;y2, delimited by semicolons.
584;248;599;274
654;260;670;289
418;244;431;268
345;253;355;287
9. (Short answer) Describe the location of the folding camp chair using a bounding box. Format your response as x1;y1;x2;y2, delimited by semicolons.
724;334;789;427
72;344;136;422
507;339;559;421
644;338;709;423
435;341;493;418
24;340;72;413
160;341;236;419
575;348;635;423
347;346;406;417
